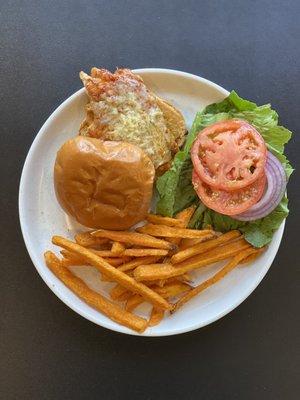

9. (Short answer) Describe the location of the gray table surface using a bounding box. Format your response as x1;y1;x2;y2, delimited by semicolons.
1;1;299;399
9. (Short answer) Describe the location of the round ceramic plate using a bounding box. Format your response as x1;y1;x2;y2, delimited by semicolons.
19;68;284;336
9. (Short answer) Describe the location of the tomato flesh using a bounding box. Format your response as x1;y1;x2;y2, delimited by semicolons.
192;170;266;216
191;119;267;191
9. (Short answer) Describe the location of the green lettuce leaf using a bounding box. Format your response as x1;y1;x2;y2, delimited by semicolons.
156;91;293;248
241;196;289;247
156;112;202;216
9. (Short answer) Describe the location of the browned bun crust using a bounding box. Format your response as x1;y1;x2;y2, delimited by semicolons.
54;137;155;230
155;96;186;152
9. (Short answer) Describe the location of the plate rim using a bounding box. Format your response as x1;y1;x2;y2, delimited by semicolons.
19;68;285;337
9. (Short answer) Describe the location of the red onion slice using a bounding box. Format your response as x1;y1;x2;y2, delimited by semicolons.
232;151;286;221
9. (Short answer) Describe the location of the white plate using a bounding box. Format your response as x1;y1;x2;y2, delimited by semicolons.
19;68;284;336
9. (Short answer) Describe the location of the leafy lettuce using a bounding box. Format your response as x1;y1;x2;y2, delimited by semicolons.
156;91;293;248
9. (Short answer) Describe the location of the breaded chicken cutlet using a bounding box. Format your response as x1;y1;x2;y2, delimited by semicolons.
79;68;186;169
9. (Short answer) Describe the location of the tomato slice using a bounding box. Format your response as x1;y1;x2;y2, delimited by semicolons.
191;119;267;191
192;170;266;216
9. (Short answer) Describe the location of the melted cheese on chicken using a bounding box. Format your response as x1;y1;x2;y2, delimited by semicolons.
79;68;176;168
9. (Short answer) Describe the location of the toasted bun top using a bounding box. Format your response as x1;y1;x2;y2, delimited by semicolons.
54;137;155;230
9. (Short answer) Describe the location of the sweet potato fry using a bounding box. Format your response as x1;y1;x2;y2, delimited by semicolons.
91;230;175;250
75;232;108;248
125;281;191;313
44;251;147;333
123;248;168;257
171;230;241;264
240;247;265;264
103;258;126;267
168;206;197;246
146;214;185;227
148;307;164;327
100;268;134;282
178;232;216;250
118;256;161;272
179;273;193;282
91;248;167;258
173;247;259;312
180;237;210;250
60;249;85;264
125;294;144;312
154;281;192;298
61;258;86;268
175;205;197;223
156;274;193;287
136;224;213;239
90;250;121;257
110;284;130;301
134;264;178;282
91;250;132;263
155;256;172;287
171;238;250;273
117;292;132;302
111;241;126;255
61;252;125;268
52;236;172;310
114;256;132;263
134;238;251;281
100;274;115;282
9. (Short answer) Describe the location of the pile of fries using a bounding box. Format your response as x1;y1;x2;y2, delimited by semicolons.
44;206;264;333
